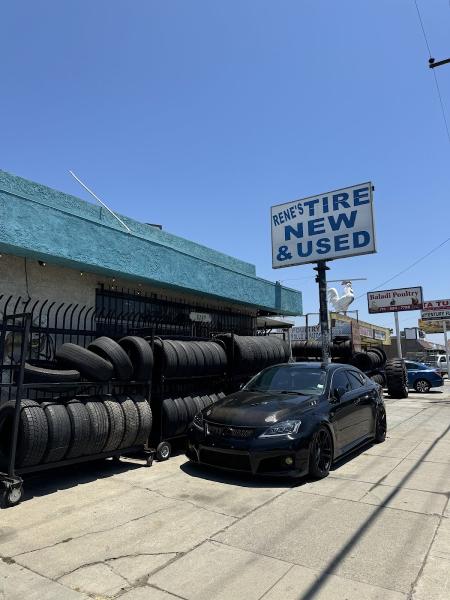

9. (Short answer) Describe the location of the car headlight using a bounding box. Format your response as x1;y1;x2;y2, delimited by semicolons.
260;420;302;438
193;412;204;430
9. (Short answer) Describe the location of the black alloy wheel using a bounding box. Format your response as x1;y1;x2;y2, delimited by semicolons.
414;379;431;393
309;426;333;479
374;405;387;443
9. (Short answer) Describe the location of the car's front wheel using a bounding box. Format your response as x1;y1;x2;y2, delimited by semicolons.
414;379;431;393
374;405;387;443
309;426;333;479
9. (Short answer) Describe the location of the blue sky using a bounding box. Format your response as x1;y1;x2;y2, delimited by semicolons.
1;1;449;341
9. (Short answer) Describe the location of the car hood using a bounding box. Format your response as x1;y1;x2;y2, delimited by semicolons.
203;390;319;427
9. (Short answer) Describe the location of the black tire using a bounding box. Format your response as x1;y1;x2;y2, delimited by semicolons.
172;397;188;436
161;340;179;376
88;337;133;381
66;400;91;459
118;336;154;382
190;342;205;374
183;396;198;425
0;400;48;468
192;396;204;415
309;426;333;479
103;397;126;452
84;399;110;455
217;392;226;399
156;441;171;461
117;394;140;448
414;379;431;393
162;398;178;438
23;363;80;384
200;342;215;372
133;395;153;446
385;358;408;399
0;482;24;508
41;402;71;463
374;405;387;443
56;343;114;382
209;342;227;373
370;346;387;366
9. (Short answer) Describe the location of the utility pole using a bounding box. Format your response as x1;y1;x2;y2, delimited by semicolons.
314;261;330;365
429;57;450;69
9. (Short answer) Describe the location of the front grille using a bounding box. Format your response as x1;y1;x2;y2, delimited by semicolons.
200;449;252;472
206;422;254;439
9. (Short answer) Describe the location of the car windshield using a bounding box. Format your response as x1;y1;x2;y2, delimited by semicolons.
244;365;327;396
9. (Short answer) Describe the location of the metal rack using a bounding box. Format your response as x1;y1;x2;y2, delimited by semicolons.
148;335;228;461
0;313;153;508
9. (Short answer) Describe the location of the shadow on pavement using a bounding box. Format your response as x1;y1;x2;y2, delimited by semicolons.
297;420;450;600
21;456;144;502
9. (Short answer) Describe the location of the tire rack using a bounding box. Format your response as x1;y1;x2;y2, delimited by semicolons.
0;313;153;508
148;335;228;461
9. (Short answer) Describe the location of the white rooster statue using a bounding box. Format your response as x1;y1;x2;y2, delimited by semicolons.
327;280;355;314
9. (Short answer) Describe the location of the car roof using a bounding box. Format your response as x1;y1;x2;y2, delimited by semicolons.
272;362;355;372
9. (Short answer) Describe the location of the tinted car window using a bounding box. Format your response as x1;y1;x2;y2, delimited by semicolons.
406;362;426;371
244;365;327;396
347;370;365;389
331;370;351;396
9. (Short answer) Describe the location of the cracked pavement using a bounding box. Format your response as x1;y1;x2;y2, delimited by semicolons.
1;382;449;599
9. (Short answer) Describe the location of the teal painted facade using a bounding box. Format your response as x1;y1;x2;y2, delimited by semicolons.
0;170;302;316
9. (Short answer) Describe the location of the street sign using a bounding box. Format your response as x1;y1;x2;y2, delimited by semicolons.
421;299;450;321
419;319;450;334
271;182;376;268
367;286;423;314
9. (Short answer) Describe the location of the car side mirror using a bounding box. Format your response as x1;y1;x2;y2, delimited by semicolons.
331;386;347;403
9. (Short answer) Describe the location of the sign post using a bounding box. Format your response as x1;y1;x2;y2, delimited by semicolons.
421;299;450;377
394;312;402;358
314;261;331;363
271;182;376;365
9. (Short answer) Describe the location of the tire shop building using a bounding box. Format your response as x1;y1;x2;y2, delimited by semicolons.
0;169;302;352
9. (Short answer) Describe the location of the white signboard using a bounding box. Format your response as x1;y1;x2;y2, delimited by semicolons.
421;299;450;321
189;312;212;323
367;286;423;314
291;323;351;341
271;182;376;268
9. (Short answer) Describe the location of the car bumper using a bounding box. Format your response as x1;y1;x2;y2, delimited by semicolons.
186;426;311;477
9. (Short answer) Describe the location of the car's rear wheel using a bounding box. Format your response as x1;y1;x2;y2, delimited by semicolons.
414;379;431;393
309;426;332;479
374;405;387;443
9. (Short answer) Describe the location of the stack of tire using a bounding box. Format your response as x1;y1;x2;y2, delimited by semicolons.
292;340;352;361
217;334;290;377
162;393;225;438
1;336;155;470
152;339;228;441
153;339;227;379
385;358;409;399
350;347;388;388
0;394;152;470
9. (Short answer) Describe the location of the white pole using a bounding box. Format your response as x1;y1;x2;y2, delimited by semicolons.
394;311;402;358
443;320;450;380
69;170;132;234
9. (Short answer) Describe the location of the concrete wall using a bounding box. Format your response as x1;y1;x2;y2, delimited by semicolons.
0;253;257;316
0;170;302;316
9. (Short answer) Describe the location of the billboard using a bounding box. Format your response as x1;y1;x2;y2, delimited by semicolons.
271;182;376;268
367;286;423;314
419;319;450;334
421;299;450;321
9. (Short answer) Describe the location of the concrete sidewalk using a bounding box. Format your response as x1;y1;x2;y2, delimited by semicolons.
1;383;449;600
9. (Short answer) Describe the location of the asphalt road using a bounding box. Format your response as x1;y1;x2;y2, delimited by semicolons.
1;381;449;600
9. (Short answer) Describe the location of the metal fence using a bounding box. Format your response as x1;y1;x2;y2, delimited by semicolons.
0;288;256;369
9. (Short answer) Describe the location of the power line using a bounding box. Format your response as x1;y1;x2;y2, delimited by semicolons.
354;236;450;301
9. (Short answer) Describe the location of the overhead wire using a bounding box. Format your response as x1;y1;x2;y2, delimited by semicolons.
352;2;450;303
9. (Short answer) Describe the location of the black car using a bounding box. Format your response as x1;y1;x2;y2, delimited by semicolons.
186;362;386;479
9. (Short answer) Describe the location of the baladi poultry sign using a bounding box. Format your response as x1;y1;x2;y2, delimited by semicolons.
367;286;423;314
